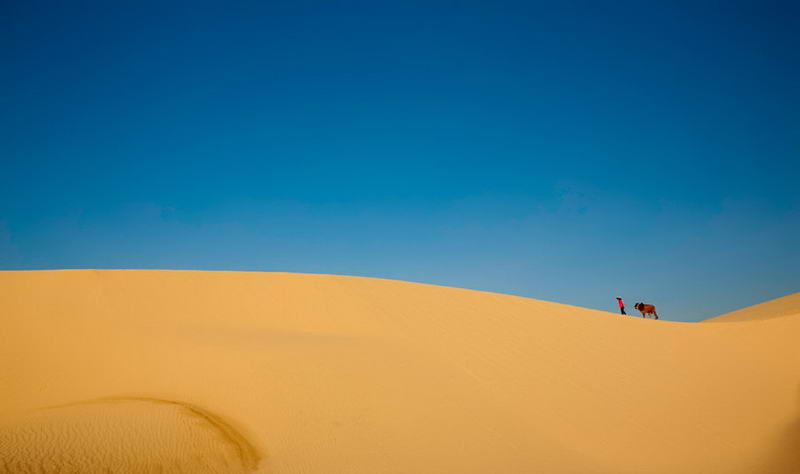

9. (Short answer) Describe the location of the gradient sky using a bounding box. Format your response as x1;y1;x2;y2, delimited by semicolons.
3;1;798;321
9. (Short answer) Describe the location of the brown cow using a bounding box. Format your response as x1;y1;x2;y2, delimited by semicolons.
634;302;658;319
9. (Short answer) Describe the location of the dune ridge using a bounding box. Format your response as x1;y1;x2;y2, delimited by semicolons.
1;270;798;473
703;292;800;323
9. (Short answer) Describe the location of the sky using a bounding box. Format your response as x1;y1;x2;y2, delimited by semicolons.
2;0;798;321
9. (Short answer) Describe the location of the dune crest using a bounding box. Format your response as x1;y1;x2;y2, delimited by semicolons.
0;397;260;474
704;292;800;322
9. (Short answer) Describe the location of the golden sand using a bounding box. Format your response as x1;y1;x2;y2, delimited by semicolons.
1;270;798;473
704;292;800;323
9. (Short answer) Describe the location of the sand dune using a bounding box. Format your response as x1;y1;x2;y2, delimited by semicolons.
0;397;258;473
704;292;800;323
1;270;798;473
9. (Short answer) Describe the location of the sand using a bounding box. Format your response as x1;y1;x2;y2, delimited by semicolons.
704;292;800;323
1;270;798;473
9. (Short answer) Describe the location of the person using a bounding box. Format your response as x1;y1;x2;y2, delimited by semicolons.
616;297;626;315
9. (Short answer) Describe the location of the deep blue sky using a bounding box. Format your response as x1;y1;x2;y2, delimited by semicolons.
2;1;798;321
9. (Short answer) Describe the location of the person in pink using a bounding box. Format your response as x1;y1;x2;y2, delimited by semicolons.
616;297;626;315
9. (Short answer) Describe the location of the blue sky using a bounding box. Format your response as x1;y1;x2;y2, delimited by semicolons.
2;1;798;321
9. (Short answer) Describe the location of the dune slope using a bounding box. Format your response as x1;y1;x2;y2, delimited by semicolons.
1;270;798;474
703;292;800;323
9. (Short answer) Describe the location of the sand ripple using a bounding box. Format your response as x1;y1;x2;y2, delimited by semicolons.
0;397;260;474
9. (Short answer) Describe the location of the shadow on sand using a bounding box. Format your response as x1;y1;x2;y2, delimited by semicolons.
758;384;800;474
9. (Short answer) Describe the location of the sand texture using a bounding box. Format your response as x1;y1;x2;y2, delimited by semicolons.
1;270;798;473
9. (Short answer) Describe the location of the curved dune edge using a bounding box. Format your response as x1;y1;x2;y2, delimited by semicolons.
0;397;261;474
1;270;799;473
703;292;800;323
